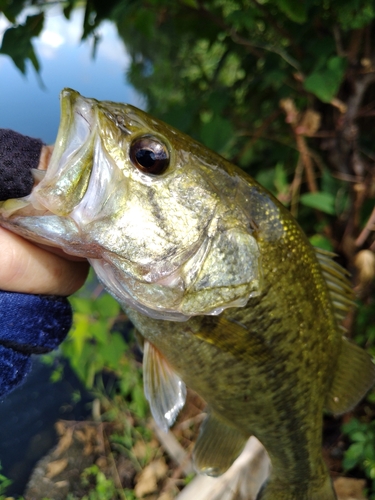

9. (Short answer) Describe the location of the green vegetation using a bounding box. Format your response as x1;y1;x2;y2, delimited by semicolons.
342;418;375;499
0;463;13;497
2;0;375;494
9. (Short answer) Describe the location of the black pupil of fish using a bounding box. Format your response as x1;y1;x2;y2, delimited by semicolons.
131;138;169;175
136;149;163;169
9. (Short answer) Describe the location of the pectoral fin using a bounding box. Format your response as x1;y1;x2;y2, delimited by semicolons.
325;336;375;415
193;412;248;476
143;340;186;432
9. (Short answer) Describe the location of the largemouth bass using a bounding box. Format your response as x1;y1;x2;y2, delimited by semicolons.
1;89;375;500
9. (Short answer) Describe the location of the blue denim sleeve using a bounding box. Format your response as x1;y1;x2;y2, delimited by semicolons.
0;291;72;398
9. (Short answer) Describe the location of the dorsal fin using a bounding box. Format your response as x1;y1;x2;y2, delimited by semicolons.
314;247;356;322
143;340;186;432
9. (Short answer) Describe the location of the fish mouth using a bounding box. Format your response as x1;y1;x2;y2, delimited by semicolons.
0;89;100;255
57;88;94;160
26;89;98;217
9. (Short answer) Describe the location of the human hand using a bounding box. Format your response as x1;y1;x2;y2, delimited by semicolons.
0;227;89;296
0;143;89;296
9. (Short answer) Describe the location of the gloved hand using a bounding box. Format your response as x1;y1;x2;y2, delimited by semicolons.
0;129;88;398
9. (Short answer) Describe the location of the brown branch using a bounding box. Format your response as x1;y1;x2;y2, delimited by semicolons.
355;204;375;248
333;25;346;57
290;156;304;218
233;109;281;164
347;28;365;64
328;72;375;177
295;135;318;193
345;73;375;123
151;421;194;477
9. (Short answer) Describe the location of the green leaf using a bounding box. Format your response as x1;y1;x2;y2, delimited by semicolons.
343;441;365;470
342;418;363;435
303;56;347;103
94;293;120;319
99;332;127;370
310;234;333;251
180;0;198;7
70;296;95;315
200;115;234;154
133;8;156;38
300;192;336;215
0;0;26;23
0;14;44;74
337;0;375;30
351;431;368;442
273;162;289;196
276;0;307;23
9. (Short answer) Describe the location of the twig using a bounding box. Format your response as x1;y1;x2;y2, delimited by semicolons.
290;156;304;218
333;25;346;57
151;422;195;476
355;204;375;248
100;423;127;500
347;28;365;63
295;135;318;192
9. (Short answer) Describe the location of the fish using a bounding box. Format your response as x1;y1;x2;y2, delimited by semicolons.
1;88;375;500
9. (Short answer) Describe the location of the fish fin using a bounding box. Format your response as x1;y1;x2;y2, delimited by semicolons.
143;340;186;432
315;247;356;322
325;336;375;415
193;411;248;476
257;473;336;500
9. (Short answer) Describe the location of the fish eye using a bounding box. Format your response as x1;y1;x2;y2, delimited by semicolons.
130;136;170;175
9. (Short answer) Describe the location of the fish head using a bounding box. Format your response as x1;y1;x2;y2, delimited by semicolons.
0;89;263;320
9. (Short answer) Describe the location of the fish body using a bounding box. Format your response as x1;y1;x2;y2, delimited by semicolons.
1;89;374;500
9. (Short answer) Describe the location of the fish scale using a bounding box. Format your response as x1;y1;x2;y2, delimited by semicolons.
1;88;374;500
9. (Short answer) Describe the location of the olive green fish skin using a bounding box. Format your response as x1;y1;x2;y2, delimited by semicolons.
0;89;372;499
124;183;338;492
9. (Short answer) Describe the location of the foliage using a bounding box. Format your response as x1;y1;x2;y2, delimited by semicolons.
342;418;375;499
51;272;149;419
79;464;119;500
0;463;12;498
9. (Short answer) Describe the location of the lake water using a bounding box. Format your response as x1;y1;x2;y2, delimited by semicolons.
0;7;142;143
0;8;140;495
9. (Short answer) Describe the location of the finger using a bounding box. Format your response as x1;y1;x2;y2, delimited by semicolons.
38;145;54;171
35;243;87;262
0;227;89;296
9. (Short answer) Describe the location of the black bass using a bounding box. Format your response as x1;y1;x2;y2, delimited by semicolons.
1;89;374;500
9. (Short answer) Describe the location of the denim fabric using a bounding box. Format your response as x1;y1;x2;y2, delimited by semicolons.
0;344;32;398
0;291;72;397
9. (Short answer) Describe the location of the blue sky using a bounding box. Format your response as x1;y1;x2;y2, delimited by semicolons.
0;8;142;143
